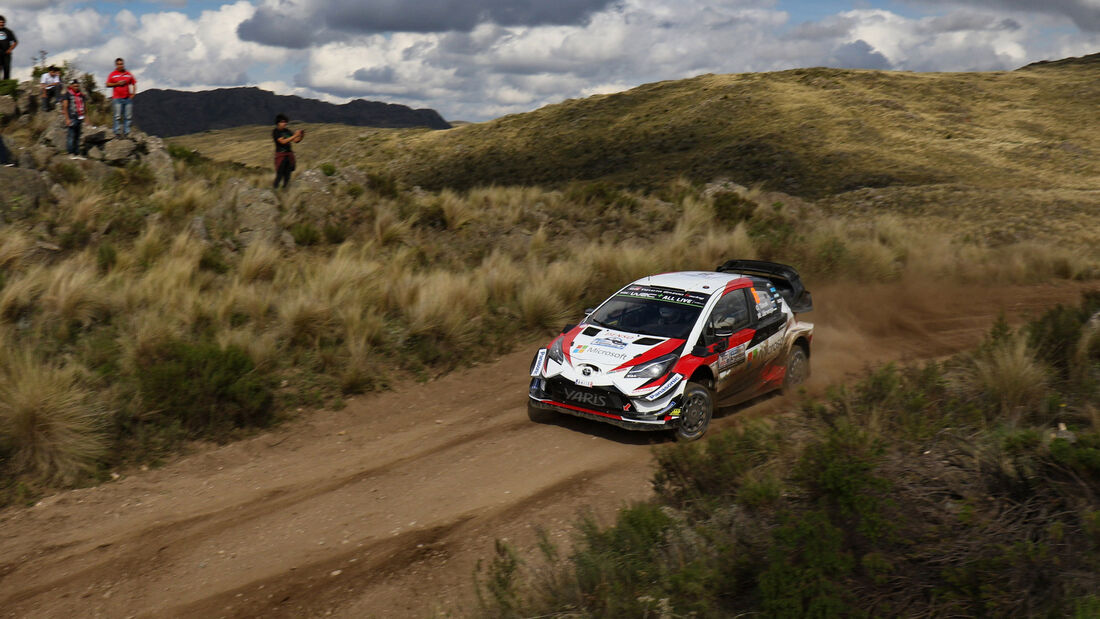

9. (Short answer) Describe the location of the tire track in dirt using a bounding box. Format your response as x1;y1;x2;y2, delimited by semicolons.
0;280;1094;618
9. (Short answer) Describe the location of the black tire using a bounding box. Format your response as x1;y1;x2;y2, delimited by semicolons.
527;400;556;423
782;345;809;394
675;382;713;442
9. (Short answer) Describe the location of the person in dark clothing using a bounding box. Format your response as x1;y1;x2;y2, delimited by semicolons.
61;79;86;158
0;16;17;81
272;113;303;189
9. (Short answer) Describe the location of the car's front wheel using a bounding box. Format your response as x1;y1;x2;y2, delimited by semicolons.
675;382;713;442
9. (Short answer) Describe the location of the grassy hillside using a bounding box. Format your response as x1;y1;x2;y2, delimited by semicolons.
173;59;1099;199
2;59;1099;505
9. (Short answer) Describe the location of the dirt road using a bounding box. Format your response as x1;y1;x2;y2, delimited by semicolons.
0;280;1092;618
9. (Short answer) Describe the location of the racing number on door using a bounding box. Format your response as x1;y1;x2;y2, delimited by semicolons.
706;289;753;396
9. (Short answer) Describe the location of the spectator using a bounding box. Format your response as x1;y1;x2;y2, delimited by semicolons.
61;79;86;159
105;57;136;137
0;16;16;81
40;65;61;111
272;113;304;189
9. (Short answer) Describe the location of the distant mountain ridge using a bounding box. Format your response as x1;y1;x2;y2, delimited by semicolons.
135;87;450;137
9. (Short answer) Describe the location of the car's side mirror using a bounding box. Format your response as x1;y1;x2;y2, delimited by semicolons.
560;323;575;334
583;308;595;316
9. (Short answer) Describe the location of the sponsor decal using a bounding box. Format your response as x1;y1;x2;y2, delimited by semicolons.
718;343;747;370
756;301;778;318
592;336;631;350
645;373;683;401
669;408;682;418
562;387;608;408
621;285;709;308
575;377;594;388
531;349;547;377
571;343;629;361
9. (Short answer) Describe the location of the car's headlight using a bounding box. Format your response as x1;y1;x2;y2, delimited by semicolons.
625;353;677;380
547;337;565;365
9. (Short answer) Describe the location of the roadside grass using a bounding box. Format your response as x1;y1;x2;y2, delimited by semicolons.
475;293;1100;618
1;168;1100;502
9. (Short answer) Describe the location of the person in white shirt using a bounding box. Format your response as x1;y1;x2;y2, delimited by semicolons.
40;65;61;111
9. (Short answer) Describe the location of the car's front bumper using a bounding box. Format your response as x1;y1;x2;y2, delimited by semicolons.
528;378;681;432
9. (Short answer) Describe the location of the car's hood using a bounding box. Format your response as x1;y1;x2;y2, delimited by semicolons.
565;326;680;372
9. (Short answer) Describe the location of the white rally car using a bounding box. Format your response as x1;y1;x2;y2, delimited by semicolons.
528;260;813;441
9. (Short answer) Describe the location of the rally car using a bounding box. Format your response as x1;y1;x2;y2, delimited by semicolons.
528;260;813;441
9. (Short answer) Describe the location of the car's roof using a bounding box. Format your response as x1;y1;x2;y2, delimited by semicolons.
629;271;746;295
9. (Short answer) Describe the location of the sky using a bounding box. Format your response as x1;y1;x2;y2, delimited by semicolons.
3;0;1097;121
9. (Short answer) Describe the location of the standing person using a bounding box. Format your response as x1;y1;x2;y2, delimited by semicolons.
105;57;136;137
61;79;86;159
272;114;303;189
40;66;61;111
0;16;16;81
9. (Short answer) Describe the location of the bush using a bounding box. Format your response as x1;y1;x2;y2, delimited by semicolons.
290;222;321;246
712;191;756;225
320;163;337;176
366;172;399;198
134;339;275;439
0;79;16;97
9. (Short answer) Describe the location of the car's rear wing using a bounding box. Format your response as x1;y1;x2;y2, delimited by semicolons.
716;259;813;314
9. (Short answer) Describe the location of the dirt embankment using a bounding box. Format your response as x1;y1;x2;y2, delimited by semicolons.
0;280;1092;618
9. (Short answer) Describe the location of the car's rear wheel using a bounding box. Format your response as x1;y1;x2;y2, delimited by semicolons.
675;382;713;442
782;346;809;394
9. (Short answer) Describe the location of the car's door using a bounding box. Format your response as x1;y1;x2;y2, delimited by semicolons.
698;288;755;399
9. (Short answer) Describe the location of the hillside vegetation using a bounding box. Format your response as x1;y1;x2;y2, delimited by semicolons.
477;296;1100;617
1;58;1098;513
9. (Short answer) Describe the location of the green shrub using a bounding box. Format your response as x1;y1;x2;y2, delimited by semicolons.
320;163;337;176
290;222;320;246
712;191;756;225
166;143;203;166
0;79;16;97
323;222;348;244
96;243;117;272
50;162;85;185
198;245;230;274
367;172;399;198
134;339;274;439
346;183;365;198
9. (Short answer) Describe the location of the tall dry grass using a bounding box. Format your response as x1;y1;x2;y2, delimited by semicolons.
0;353;105;484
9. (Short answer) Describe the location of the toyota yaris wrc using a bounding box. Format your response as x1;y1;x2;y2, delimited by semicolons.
528;260;813;441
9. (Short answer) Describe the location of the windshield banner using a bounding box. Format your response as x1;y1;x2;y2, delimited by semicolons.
620;285;709;308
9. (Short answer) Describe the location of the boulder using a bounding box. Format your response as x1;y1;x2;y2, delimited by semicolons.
81;126;111;147
101;138;137;164
144;148;175;185
0;167;49;219
234;186;281;247
0;95;15;119
38;124;68;149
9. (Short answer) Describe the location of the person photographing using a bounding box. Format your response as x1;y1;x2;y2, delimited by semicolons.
272;114;303;189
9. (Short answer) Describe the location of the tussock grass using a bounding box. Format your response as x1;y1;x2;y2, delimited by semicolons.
39;258;111;336
239;241;281;283
969;335;1050;419
0;228;33;270
0;354;104;484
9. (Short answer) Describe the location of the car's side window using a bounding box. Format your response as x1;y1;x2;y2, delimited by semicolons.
707;289;751;335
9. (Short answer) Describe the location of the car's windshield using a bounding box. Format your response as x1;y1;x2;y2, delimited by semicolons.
587;285;708;339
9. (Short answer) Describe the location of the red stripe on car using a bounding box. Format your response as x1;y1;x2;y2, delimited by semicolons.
613;337;685;371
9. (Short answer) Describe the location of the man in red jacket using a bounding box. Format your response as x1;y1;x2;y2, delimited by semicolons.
105;57;136;137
